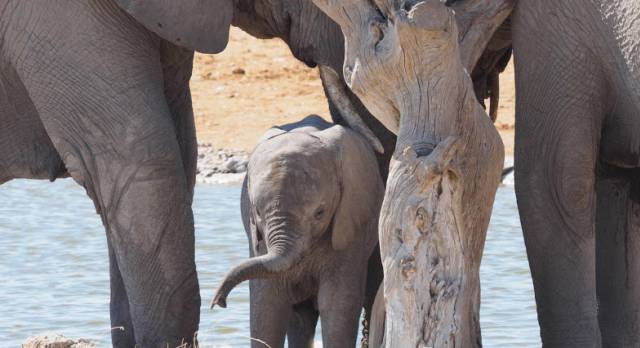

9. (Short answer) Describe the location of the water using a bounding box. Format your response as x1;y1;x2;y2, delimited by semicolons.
0;177;541;347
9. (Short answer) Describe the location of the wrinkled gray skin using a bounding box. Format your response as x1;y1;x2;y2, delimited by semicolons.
0;0;506;346
0;1;385;346
0;0;238;346
212;115;384;348
512;1;640;346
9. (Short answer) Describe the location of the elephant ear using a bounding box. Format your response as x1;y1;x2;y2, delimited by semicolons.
241;177;262;257
240;176;250;232
116;0;233;53
255;127;288;147
330;126;384;250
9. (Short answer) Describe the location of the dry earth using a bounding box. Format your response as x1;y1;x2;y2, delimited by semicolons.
191;28;515;154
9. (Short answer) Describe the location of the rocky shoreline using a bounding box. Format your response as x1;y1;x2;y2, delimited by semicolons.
196;144;248;185
22;334;95;348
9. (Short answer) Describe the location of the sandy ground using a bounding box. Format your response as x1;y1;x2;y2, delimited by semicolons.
191;28;516;154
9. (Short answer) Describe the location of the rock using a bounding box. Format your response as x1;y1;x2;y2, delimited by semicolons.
232;67;246;75
198;173;246;185
196;145;249;183
22;334;95;348
221;158;238;173
233;160;247;173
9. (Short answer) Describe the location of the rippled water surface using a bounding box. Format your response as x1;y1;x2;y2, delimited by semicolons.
0;178;540;347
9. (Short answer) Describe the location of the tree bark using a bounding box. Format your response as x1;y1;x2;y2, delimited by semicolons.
312;0;510;346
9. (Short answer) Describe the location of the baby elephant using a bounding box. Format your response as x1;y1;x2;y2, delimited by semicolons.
212;115;384;348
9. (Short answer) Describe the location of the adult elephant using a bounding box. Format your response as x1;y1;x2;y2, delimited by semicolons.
0;0;386;346
512;1;640;346
0;1;236;347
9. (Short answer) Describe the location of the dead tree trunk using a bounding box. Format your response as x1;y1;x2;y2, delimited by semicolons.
313;0;511;346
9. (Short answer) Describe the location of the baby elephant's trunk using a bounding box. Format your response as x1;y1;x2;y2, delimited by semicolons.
211;243;300;308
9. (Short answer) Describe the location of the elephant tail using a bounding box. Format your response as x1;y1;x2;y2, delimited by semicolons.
368;284;386;348
501;166;514;182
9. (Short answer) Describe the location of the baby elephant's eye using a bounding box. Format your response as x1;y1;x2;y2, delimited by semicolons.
314;207;326;220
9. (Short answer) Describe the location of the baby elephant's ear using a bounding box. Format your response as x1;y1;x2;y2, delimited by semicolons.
331;127;384;250
241;177;260;256
257;127;287;144
116;0;233;54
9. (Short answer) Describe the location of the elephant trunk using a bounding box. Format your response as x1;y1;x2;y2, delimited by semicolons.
319;65;384;154
211;234;301;309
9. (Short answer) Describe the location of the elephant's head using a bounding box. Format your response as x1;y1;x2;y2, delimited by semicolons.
232;0;344;71
212;122;383;308
116;0;337;60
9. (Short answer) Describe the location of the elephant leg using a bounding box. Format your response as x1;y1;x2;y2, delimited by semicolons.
318;268;365;348
513;6;606;344
515;116;601;346
287;299;319;348
250;279;292;348
362;244;383;346
513;56;607;347
43;89;199;348
5;3;200;346
43;95;200;347
159;42;197;197
596;166;640;347
107;239;135;347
